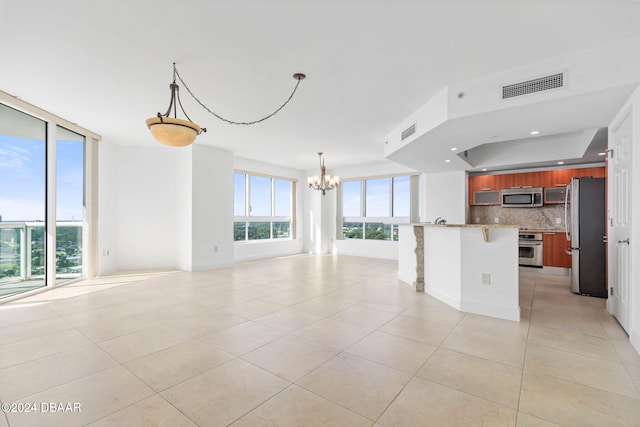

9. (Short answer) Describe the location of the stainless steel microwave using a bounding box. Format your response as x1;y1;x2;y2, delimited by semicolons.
502;187;543;207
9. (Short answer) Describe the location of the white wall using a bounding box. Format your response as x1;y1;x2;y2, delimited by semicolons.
459;227;519;321
191;145;234;270
422;170;468;224
397;225;417;285
304;179;324;254
97;141;119;275
422;226;520;321
111;145;179;271
234;157;305;261
175;147;193;271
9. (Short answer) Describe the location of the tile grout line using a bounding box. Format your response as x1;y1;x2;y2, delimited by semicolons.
514;272;536;427
371;309;468;426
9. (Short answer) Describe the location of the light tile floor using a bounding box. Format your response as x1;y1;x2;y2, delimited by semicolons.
0;255;639;426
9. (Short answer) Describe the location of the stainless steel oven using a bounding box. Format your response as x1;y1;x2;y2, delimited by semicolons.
519;233;543;267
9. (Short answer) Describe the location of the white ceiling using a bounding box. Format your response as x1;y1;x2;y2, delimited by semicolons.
2;1;640;171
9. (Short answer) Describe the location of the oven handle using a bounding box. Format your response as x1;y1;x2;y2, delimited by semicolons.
519;241;542;247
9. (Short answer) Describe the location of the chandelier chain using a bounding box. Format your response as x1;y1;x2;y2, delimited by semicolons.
173;64;303;126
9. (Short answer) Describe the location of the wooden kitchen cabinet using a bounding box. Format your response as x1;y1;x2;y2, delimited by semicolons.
472;190;501;205
544;186;568;204
546;167;606;187
469;167;606;207
543;232;571;268
469;175;500;192
469;175;502;205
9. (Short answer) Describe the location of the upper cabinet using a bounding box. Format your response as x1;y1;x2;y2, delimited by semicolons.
469;174;501;192
469;167;605;206
544;186;567;204
469;175;502;205
501;171;543;189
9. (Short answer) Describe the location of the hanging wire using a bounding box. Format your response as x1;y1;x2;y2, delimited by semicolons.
173;64;305;126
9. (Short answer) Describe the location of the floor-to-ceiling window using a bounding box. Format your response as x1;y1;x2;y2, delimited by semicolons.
340;174;415;241
55;126;84;282
233;172;295;241
0;99;95;299
0;104;47;297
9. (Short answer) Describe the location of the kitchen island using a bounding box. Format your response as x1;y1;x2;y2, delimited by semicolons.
398;223;520;321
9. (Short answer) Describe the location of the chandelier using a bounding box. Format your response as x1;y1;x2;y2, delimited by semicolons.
146;63;306;147
308;152;339;196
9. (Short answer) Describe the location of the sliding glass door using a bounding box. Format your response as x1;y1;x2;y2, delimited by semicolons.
0;104;47;297
0;102;91;298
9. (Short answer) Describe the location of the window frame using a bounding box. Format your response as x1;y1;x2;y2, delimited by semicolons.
233;170;296;242
0;94;100;295
338;174;418;242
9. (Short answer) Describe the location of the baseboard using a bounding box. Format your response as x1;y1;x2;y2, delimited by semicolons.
424;286;461;310
630;329;640;357
460;299;521;322
398;273;415;286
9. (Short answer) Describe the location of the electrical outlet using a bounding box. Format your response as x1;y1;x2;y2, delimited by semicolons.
482;273;491;285
556;217;561;224
494;217;499;224
475;217;480;223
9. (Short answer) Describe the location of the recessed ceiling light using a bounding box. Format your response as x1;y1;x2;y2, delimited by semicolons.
530;130;540;135
450;147;458;151
598;152;606;156
557;161;565;165
481;168;487;171
445;159;451;163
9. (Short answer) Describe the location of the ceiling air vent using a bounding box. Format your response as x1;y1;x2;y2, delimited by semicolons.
502;72;564;99
401;124;416;141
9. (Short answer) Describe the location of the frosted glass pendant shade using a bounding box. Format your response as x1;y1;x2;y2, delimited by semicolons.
146;117;202;147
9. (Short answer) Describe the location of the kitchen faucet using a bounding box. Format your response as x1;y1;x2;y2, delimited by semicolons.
435;217;447;225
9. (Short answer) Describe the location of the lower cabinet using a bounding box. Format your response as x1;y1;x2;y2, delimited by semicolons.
543;232;571;268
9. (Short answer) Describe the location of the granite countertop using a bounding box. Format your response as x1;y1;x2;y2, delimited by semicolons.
408;223;518;242
409;223;519;228
519;229;564;233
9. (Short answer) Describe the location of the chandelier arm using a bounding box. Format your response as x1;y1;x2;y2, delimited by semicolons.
175;87;195;123
162;84;177;118
173;65;303;126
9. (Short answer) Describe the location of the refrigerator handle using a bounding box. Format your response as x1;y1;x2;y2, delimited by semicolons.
564;183;571;241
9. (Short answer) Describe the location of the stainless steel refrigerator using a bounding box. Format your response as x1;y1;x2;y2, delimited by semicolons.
565;177;606;297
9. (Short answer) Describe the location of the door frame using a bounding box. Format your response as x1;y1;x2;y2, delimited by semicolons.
606;105;633;333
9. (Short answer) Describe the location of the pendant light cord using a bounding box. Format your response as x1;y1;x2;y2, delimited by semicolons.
173;64;305;126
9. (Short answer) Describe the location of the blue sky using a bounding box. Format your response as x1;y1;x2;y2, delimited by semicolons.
343;176;410;217
0;133;84;222
234;173;291;217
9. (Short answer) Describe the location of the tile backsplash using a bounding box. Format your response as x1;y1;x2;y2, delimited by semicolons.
470;205;565;231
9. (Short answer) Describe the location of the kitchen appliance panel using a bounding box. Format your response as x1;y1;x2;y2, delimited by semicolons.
502;187;543;207
519;233;543;267
570;247;580;293
567;177;606;297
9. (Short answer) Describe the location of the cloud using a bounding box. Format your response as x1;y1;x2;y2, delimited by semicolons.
0;144;30;170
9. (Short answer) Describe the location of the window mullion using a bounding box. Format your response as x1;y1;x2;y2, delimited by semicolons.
361;180;366;218
245;175;249;239
270;179;275;239
389;177;394;217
